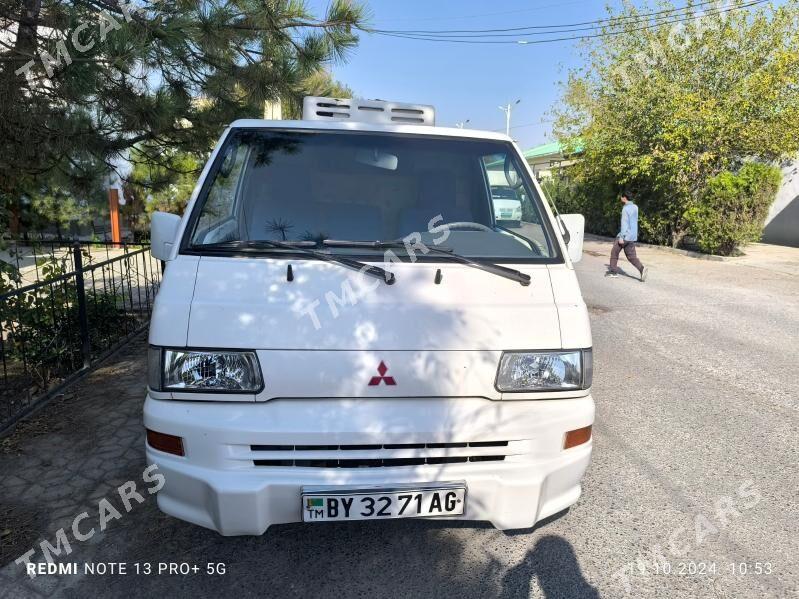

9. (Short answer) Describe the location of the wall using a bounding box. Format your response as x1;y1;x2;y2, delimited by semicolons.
762;160;799;248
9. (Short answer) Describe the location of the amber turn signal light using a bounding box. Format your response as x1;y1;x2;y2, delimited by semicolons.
564;425;592;449
146;429;185;456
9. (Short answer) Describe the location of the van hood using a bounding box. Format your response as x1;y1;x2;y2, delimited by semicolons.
186;256;563;351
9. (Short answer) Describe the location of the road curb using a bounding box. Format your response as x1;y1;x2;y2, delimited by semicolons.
583;234;736;261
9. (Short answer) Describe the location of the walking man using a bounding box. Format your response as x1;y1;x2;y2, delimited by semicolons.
607;191;649;281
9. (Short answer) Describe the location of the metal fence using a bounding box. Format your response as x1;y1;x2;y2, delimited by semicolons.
0;242;161;433
0;240;147;290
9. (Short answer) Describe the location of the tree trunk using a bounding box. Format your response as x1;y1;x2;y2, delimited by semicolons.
9;202;21;237
0;0;42;196
0;0;42;98
13;0;42;74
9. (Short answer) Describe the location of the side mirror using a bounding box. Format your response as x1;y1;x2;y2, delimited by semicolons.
150;211;182;261
558;214;585;263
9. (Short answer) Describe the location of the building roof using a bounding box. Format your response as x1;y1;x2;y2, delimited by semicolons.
523;140;584;160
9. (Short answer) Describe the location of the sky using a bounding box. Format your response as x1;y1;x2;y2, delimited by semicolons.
310;0;615;151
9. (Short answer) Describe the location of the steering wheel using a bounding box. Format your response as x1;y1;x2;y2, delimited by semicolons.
445;222;494;232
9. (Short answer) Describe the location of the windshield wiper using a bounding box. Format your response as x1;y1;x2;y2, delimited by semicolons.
322;240;531;287
196;240;396;285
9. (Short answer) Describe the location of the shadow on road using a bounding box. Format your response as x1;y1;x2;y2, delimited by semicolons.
2;486;598;598
604;263;640;281
500;535;599;599
15;502;594;599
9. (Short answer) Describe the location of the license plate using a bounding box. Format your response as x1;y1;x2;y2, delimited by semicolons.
301;484;466;522
500;210;512;218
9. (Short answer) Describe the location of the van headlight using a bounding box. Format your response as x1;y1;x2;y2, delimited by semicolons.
496;349;592;392
148;347;263;392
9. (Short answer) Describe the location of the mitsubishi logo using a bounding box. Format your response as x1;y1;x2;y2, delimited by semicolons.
368;361;396;386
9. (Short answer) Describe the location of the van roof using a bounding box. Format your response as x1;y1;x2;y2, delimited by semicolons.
228;119;514;143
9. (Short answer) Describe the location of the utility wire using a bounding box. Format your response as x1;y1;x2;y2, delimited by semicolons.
377;4;724;38
368;0;770;45
372;0;735;34
488;121;553;133
371;0;590;24
376;2;761;41
511;122;549;130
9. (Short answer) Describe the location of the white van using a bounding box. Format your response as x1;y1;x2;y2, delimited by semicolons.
144;97;594;535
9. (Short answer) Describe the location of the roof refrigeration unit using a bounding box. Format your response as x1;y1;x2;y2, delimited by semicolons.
302;96;436;126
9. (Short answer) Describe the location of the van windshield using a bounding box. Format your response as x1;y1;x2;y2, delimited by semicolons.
186;129;558;261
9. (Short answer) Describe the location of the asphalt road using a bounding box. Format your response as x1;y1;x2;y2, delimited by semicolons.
1;238;797;598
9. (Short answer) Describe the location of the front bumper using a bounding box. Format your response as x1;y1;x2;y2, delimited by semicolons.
144;394;594;535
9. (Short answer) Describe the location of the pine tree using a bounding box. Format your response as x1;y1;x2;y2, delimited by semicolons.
0;0;365;198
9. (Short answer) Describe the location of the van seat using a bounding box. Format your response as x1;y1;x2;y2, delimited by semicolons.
398;170;474;236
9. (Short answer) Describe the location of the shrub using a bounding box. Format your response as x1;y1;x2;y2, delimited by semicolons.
540;172;624;238
683;163;782;255
0;252;136;397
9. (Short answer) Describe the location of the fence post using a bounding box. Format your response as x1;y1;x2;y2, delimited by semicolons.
73;243;91;369
108;188;122;248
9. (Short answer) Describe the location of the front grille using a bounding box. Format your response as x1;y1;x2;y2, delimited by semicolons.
251;441;508;452
253;455;505;468
250;441;510;468
253;456;505;468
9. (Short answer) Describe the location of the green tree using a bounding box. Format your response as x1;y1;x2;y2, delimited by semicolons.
127;144;203;216
124;67;353;234
0;0;365;198
553;0;799;252
0;161;108;239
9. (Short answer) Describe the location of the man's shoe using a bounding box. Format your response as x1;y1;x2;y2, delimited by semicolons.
605;271;619;278
640;267;649;282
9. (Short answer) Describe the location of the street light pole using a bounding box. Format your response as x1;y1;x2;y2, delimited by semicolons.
498;99;521;136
